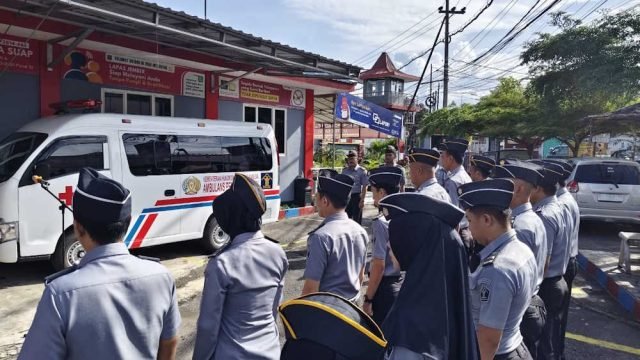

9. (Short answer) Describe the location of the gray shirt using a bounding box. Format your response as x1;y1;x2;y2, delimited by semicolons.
19;243;180;360
557;188;580;258
371;215;400;277
469;230;536;355
193;231;288;360
443;165;472;208
534;196;570;278
342;165;368;194
512;202;547;294
416;178;452;203
304;212;368;299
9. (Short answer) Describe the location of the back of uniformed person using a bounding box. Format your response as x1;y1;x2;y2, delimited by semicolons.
342;150;368;224
470;155;496;182
544;159;580;360
193;174;288;360
460;179;537;360
529;161;570;360
494;161;548;358
382;145;406;192
19;168;181;360
302;173;369;301
407;148;451;202
362;167;403;326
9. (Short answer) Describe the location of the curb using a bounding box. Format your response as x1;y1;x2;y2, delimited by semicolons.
278;206;315;220
577;252;640;322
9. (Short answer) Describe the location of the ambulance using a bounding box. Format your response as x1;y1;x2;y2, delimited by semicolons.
0;108;281;270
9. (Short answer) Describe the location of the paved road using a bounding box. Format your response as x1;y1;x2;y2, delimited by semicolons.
2;209;640;359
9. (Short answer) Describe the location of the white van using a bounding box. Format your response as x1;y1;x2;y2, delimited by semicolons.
0;113;280;270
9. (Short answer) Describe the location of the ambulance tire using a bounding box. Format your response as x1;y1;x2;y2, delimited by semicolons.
51;230;85;271
200;216;231;253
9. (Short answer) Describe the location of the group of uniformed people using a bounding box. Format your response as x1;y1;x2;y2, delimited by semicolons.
18;136;579;360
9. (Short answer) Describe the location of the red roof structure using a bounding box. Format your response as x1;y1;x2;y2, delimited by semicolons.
359;53;420;82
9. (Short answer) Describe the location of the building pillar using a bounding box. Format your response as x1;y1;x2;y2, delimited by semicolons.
304;89;315;180
39;42;61;117
205;72;219;119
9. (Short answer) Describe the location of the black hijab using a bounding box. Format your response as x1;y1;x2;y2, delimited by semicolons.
212;190;261;240
382;212;479;359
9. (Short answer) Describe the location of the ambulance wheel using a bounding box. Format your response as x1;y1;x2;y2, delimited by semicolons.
201;216;230;253
52;231;85;271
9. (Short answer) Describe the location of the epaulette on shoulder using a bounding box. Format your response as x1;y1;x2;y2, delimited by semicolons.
45;265;77;285
307;223;326;236
264;235;279;244
482;254;497;267
137;255;160;262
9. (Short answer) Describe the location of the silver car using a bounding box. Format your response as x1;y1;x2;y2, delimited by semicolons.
568;159;640;224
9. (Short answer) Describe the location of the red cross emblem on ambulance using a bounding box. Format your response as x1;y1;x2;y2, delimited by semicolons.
58;186;74;206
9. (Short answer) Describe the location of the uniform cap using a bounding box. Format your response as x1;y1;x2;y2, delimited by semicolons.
458;178;514;210
529;160;564;186
317;173;354;203
437;138;469;157
384;145;397;154
543;159;573;179
470;155;496;173
407;148;440;167
493;160;543;186
230;173;266;219
73;168;132;224
378;193;464;228
368;167;403;188
347;150;357;158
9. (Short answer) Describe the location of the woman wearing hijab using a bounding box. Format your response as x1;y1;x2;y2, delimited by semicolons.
378;193;479;360
193;174;288;360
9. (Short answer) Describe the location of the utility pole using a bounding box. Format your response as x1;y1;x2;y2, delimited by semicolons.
204;0;207;20
439;1;465;109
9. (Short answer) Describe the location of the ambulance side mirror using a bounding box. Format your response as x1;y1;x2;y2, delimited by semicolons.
33;162;51;180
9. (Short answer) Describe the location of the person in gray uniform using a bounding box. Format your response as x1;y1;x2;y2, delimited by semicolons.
302;173;368;301
193;174;288;360
19;168;181;360
407;148;451;202
459;179;537;360
342;150;368;224
529;161;571;360
543;159;580;360
494;161;548;358
363;166;404;325
382;145;406;192
469;154;496;182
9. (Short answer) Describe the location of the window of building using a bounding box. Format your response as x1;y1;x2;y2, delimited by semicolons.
34;136;107;179
122;134;273;176
102;89;173;117
390;80;404;93
365;79;386;96
243;105;286;155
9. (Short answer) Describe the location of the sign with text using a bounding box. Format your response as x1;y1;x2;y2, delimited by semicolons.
334;92;403;138
218;75;306;109
0;34;38;75
59;48;205;98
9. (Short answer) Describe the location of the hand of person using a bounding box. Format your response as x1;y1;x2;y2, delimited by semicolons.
359;198;365;209
363;302;373;316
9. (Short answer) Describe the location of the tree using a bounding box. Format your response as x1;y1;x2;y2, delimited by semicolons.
522;10;640;155
417;104;481;139
363;138;396;169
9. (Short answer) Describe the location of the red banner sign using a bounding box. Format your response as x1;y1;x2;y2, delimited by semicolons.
0;34;38;75
218;75;306;109
59;48;205;98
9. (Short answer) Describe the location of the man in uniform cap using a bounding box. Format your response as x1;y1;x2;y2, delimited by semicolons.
378;193;478;359
193;173;288;360
543;159;579;360
529;161;571;360
302;173;368;302
407;148;451;202
342;150;368;224
494;161;548;358
459;179;537;360
469;155;497;182
362;167;404;325
382;145;406;192
20;168;181;360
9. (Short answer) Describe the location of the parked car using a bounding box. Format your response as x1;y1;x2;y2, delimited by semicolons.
482;148;533;164
568;159;640;225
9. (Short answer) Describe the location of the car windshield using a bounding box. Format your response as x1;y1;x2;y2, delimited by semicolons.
0;132;48;183
575;163;640;186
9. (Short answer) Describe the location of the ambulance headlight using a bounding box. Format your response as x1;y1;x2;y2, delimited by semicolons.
0;222;18;243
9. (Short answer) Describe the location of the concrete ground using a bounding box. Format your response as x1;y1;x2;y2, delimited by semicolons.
2;207;640;359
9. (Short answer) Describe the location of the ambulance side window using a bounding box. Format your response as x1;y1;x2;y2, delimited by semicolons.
32;136;107;180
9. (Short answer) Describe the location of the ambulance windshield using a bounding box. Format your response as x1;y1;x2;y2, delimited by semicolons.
0;132;47;183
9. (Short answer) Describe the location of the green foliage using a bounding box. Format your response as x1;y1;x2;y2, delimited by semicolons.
417;104;480;138
363;139;396;169
313;146;342;168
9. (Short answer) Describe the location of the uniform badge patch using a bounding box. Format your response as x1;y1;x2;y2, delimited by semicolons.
480;284;491;302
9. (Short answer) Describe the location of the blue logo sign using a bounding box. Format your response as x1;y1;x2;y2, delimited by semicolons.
334;92;403;138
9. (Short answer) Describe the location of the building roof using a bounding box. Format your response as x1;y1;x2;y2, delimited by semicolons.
3;0;361;82
359;53;420;82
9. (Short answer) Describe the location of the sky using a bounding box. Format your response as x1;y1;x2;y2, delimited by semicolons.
154;0;639;105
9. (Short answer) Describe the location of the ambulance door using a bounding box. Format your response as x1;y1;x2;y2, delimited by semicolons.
119;133;181;249
18;136;110;258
